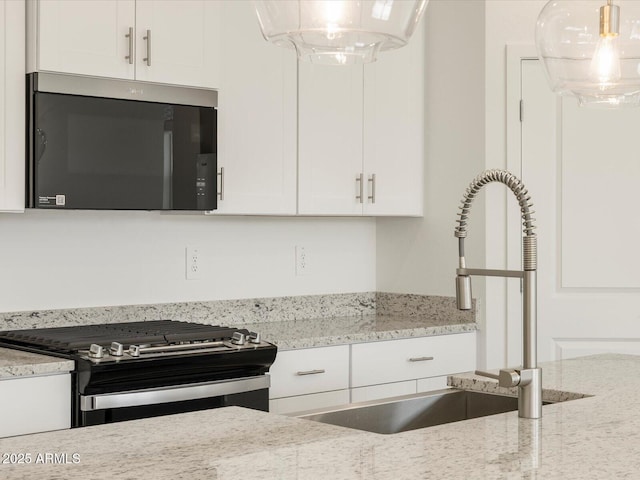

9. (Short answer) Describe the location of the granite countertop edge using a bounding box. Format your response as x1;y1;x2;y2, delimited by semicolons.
0;347;74;379
244;313;478;351
271;322;478;350
0;314;477;377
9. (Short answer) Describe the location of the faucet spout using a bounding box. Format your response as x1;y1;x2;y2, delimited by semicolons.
453;169;542;420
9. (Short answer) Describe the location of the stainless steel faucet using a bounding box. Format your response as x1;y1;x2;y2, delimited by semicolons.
454;169;542;419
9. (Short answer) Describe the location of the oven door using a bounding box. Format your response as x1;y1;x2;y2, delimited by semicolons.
77;375;269;427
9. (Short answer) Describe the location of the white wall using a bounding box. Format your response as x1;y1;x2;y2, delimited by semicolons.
377;0;555;370
0;210;376;312
376;0;487;354
484;1;547;369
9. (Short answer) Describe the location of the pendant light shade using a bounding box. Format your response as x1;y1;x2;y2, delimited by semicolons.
536;0;640;107
253;0;428;65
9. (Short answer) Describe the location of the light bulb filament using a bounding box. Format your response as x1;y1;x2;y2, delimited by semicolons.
590;1;622;85
591;36;621;84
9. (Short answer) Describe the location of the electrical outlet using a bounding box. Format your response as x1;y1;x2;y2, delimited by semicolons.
186;246;202;280
296;245;310;276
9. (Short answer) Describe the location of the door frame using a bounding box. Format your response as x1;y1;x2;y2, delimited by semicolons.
505;45;540;366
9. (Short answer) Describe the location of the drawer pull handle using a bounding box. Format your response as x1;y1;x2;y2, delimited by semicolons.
408;356;434;362
296;369;326;376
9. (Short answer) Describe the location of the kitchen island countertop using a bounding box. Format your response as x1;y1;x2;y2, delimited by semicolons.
1;353;639;479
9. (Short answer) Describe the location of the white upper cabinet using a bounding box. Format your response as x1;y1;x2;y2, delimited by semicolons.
298;63;364;215
29;0;136;80
134;0;222;88
213;1;297;215
27;1;423;217
298;20;425;217
0;0;25;212
363;22;425;217
29;0;221;89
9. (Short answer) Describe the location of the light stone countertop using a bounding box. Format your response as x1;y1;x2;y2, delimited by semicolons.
1;353;639;479
0;312;476;378
0;347;74;379
0;306;474;379
244;313;477;350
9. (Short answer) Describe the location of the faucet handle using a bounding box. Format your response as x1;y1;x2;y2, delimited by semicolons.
474;369;499;380
475;369;521;388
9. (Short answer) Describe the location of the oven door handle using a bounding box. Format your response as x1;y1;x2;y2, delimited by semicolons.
80;375;270;411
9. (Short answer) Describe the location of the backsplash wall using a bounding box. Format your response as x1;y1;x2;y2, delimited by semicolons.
0;210;376;313
0;292;476;332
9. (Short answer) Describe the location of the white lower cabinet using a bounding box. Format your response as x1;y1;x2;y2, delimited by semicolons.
416;375;450;393
351;380;416;403
351;333;476;388
270;390;350;415
0;373;71;438
268;345;350;414
269;333;476;415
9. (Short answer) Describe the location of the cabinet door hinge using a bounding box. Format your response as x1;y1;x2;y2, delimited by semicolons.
519;99;524;122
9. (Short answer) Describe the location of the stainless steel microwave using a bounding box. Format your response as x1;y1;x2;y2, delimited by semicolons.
26;72;218;211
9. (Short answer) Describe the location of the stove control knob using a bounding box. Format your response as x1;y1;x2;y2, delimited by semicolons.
231;332;247;345
88;344;105;359
110;342;124;357
248;332;261;344
129;345;141;357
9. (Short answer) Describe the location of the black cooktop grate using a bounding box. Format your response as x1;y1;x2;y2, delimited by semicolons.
0;320;242;352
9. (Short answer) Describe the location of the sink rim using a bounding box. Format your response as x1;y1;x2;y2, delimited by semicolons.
291;388;486;418
293;388;557;435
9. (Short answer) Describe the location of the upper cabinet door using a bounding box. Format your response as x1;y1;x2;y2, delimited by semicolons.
362;21;425;217
33;0;136;79
213;1;297;215
134;0;222;88
0;0;25;212
298;63;364;215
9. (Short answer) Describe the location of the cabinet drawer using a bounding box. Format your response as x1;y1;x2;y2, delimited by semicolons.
270;389;350;415
269;345;350;399
0;374;71;438
351;380;417;403
417;375;449;393
351;333;476;388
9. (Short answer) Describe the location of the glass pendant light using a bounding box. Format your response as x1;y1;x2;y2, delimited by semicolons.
536;0;640;107
253;0;428;65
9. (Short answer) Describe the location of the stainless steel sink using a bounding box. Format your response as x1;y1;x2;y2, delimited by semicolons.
297;389;548;435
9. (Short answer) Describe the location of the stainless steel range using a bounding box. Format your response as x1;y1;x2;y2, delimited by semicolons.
0;320;277;426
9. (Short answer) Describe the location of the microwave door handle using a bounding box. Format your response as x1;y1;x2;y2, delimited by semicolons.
163;131;173;209
36;128;47;162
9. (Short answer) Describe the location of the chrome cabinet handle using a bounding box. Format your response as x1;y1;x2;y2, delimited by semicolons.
125;27;133;64
408;356;434;362
143;29;151;66
217;167;224;201
295;369;325;376
356;173;364;203
368;173;376;204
